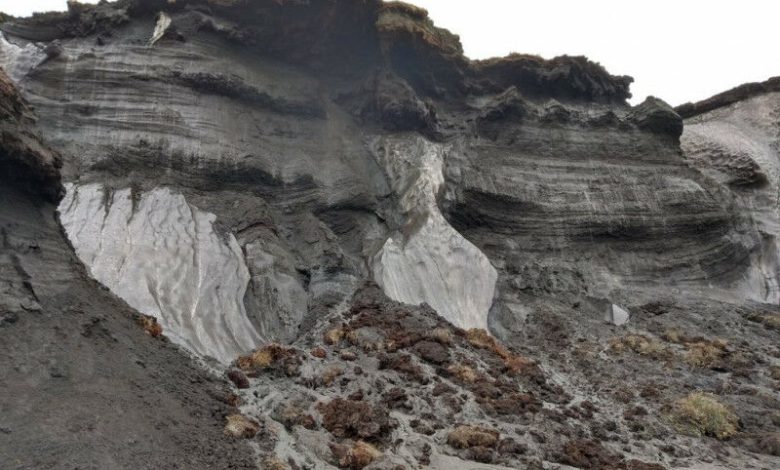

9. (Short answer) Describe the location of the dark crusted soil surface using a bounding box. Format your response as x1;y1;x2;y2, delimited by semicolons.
216;285;780;469
494;292;780;470
0;185;255;469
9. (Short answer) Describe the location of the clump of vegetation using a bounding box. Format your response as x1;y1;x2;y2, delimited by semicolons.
447;424;499;449
684;339;728;368
503;354;537;375
556;439;624;469
316;398;394;440
466;328;539;375
261;456;290;470
609;334;669;360
236;343;297;371
573;341;600;360
345;328;384;352
377;352;427;383
770;365;780;381
324;327;345;345
223;392;241;407
749;313;780;331
764;315;780;330
668;392;739;439
661;328;684;343
335;441;383;469
136;314;163;337
756;433;780;456
273;402;316;431
320;366;344;387
660;329;730;368
223;414;259;438
311;347;327;359
238;345;275;369
466;328;496;350
226;369;250;389
447;364;478;383
428;327;453;345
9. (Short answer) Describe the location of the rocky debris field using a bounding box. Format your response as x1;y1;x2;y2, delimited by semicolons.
218;285;780;469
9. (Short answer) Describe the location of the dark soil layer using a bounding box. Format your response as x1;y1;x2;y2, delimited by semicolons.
0;185;255;469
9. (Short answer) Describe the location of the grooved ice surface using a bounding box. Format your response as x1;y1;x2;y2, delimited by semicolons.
58;183;261;363
372;138;497;330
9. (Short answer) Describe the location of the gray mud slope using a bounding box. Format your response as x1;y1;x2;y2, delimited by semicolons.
0;74;254;470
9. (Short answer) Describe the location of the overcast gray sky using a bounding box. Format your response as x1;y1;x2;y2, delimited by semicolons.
2;0;778;105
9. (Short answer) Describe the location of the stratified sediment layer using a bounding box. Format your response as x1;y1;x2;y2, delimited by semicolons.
1;2;779;469
681;83;780;304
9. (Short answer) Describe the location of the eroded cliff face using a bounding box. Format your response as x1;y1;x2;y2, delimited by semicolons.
0;62;61;200
0;0;766;361
680;85;780;304
1;1;779;469
0;66;257;469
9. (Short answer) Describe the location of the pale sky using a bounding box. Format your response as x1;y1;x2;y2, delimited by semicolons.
2;0;779;105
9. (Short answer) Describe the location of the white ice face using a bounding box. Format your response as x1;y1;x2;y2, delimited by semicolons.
372;137;498;330
0;33;46;85
58;183;262;364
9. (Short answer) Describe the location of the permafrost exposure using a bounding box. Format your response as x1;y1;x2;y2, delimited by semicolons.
59;183;262;363
0;1;779;469
60;138;498;359
372;137;497;330
681;89;780;304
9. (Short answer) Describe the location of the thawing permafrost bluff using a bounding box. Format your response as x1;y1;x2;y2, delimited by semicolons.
59;139;499;363
1;0;779;469
59;183;263;363
371;137;497;331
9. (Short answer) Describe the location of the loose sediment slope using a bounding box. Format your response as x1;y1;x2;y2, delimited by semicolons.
0;67;255;469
